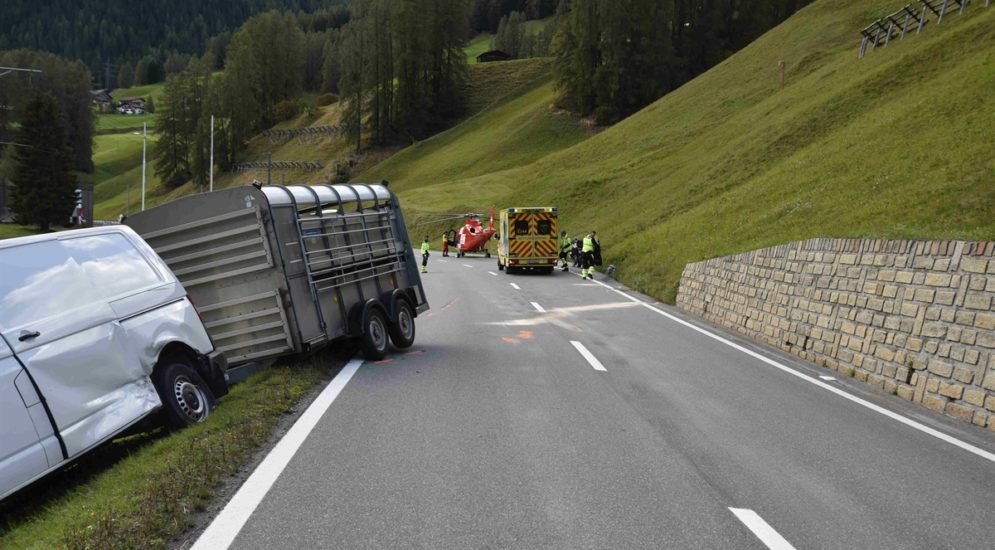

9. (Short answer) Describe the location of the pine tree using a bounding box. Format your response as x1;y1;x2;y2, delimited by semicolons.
117;63;134;89
10;93;77;231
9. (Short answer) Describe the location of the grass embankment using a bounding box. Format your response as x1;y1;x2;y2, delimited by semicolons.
0;362;333;549
364;0;995;302
0;224;39;240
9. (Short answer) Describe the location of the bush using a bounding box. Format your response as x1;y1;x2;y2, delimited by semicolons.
273;100;304;121
315;93;339;107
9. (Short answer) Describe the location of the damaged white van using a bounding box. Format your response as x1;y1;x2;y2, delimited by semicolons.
0;226;227;500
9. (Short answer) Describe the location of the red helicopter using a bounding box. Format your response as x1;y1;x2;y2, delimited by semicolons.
447;207;497;258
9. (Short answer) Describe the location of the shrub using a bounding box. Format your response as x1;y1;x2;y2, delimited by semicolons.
273;100;304;121
316;93;339;107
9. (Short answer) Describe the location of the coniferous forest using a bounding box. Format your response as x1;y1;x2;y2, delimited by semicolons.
0;0;348;85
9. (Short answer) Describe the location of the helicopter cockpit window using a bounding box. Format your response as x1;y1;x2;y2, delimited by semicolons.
537;220;552;235
514;220;529;236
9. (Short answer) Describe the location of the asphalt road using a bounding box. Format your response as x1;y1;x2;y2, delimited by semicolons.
225;255;995;549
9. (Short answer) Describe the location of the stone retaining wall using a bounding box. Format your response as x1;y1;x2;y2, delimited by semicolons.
676;238;995;430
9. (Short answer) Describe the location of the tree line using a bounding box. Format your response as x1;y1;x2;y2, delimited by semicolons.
154;2;473;189
554;0;814;123
0;0;348;86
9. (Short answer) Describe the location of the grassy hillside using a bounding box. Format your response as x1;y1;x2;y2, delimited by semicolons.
362;0;995;302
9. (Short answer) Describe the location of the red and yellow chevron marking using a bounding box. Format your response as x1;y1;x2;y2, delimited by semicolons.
534;239;558;256
510;239;532;257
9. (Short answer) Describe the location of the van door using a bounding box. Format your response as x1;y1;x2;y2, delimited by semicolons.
0;235;161;459
0;336;54;499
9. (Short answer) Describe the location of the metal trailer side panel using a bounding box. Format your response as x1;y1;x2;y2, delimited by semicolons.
125;188;298;365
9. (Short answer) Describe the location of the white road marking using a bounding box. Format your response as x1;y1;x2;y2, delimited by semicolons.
438;259;448;263
819;376;836;381
570;341;607;371
463;264;473;268
578;274;995;465
729;508;796;550
488;271;498;276
530;301;546;313
191;359;364;550
510;283;521;290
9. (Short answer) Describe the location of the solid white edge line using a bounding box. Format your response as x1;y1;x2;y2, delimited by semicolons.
581;274;995;465
530;301;546;313
510;283;521;290
729;508;796;550
819;376;836;381
570;340;607;371
488;271;498;276
191;359;364;550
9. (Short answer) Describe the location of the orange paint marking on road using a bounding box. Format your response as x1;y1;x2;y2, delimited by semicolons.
405;350;426;356
374;358;395;364
517;330;534;340
501;337;520;344
440;296;461;311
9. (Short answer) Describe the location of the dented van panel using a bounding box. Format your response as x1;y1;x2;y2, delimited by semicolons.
0;226;227;501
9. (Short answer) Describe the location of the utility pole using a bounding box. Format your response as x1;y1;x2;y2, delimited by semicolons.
267;151;273;186
142;122;147;211
209;114;214;192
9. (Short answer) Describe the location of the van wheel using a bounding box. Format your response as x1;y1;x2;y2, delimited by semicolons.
361;308;389;360
153;362;215;429
388;300;416;349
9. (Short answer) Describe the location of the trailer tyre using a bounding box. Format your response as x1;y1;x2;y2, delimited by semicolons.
361;308;390;360
388;300;416;349
153;361;215;429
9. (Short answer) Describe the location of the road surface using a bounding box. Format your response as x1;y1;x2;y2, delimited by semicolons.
199;255;995;549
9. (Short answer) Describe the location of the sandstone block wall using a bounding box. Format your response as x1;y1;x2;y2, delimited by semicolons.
676;238;995;430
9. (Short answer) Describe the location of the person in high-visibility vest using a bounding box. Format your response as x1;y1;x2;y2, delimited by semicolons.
420;236;431;273
559;230;571;272
582;231;599;280
442;233;450;257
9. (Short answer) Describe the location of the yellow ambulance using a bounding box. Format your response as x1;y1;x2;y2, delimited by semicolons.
497;207;559;274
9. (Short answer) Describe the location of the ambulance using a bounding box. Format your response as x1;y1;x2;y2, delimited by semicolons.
497;207;559;274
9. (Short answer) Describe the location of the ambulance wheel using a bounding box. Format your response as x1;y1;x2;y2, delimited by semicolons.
497;260;504;271
485;251;491;258
360;309;389;360
388;300;416;349
153;361;215;429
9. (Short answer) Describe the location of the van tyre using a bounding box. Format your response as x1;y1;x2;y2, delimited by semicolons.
153;362;215;429
361;308;390;360
388;300;416;349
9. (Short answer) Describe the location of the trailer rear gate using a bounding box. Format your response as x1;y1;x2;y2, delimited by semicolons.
125;183;428;366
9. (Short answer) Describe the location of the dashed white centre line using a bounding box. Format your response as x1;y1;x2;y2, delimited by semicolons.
570;341;607;371
488;271;498;276
463;264;473;268
530;301;545;313
510;283;521;290
192;358;364;550
729;508;796;550
438;259;448;263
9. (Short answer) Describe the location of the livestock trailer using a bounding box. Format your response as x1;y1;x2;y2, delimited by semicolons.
125;183;428;364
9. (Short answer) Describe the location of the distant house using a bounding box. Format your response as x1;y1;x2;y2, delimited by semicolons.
476;50;512;63
91;89;113;107
116;97;146;115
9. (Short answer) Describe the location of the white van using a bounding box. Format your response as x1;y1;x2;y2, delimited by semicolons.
0;226;227;501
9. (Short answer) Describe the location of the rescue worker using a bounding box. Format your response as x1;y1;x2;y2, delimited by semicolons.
572;238;582;267
442;232;450;257
582;231;599;280
559;230;571;271
420;236;430;273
